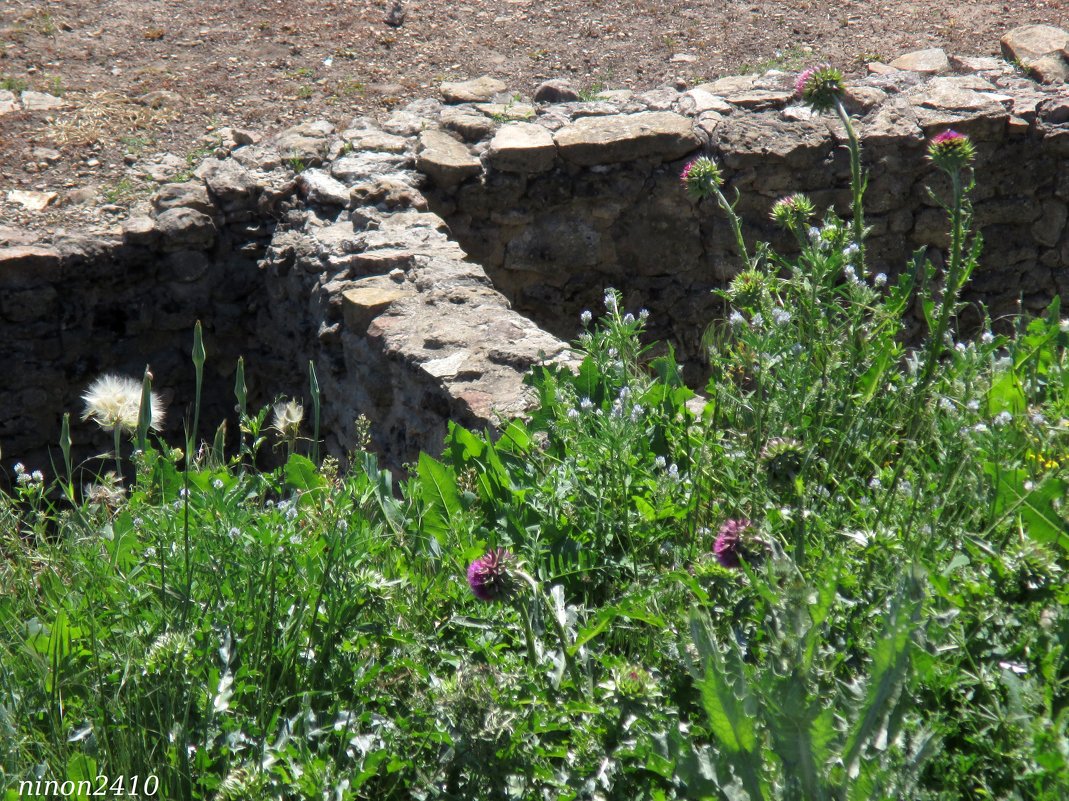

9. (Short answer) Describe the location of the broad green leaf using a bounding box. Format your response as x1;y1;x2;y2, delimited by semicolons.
283;453;326;492
417;452;462;538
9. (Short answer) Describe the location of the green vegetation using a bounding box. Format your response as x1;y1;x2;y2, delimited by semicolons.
1;72;1068;801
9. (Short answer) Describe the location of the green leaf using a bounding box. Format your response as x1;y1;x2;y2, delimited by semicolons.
842;569;922;777
283;453;327;493
417;452;462;538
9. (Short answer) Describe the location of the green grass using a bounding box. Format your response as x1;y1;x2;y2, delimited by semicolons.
2;87;1068;801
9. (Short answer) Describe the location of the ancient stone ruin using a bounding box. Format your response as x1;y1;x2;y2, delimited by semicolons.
3;32;1069;475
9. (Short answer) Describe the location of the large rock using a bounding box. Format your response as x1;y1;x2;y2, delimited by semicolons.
197;158;259;208
20;91;67;111
1001;24;1069;65
440;76;507;104
553;112;700;166
0;245;62;290
534;79;581;104
155;208;217;252
487;122;557;173
441;106;496;142
908;76;1012;131
273;121;335;166
153;182;215;215
416;130;482;187
350;177;428;211
889;48;950;74
340;128;409;153
297;168;350;206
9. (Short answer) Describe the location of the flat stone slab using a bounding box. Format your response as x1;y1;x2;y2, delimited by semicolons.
1001;24;1069;64
20;91;67;111
553;111;700;166
0;90;17;116
440;76;507;104
890;48;951;74
343;276;414;332
416;130;481;187
340;128;409;153
487;122;556;173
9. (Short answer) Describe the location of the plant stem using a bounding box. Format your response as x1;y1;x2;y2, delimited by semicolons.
714;187;752;270
834;98;866;267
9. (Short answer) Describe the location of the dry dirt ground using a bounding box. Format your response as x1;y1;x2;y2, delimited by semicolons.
0;0;1063;236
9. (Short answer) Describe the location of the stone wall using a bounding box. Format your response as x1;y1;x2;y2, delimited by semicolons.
418;58;1069;379
2;42;1068;478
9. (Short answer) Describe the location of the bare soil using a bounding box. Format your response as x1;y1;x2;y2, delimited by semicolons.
0;0;1062;236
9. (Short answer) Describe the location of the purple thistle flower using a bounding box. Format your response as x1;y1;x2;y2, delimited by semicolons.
794;64;845;113
466;548;516;601
680;156;724;200
927;129;975;173
713;518;752;569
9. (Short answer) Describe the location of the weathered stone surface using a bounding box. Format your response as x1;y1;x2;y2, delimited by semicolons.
6;190;56;211
20;91;67;111
139;153;187;183
340;128;409;153
155;208;217;252
416;130;481;187
474;101;536;121
1028;54;1069;84
273;121;334;166
351;177;428;211
0;90;17;116
343;276;415;332
153;182;215;215
121;216;160;247
1032;200;1068;246
440;76;507;104
441;106;496;142
297;168;350;206
717;114;831;168
1001;24;1069;65
908;77;1012;131
724;90;795;110
487;122;556;172
331;151;411;183
636;88;681;111
677;88;733;116
889;48;950;74
842;86;888;115
197;158;259;207
695;75;758;95
534;79;581;104
554;112;700;165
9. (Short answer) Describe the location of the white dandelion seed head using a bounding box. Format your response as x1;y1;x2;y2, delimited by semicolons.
272;399;305;436
81;373;166;433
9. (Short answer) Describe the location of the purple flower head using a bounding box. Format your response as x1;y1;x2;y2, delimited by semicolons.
794;64;845;113
927;129;975;173
467;547;516;601
714;518;752;569
680;156;724;200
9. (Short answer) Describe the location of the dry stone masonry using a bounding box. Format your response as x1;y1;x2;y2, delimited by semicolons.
2;28;1068;475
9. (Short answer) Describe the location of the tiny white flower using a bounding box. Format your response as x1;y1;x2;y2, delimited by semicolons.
580;397;593;410
667;463;679;480
729;311;746;328
16;472;32;484
213;479;224;490
133;517;144;528
981;331;994;344
994;411;1013;426
654;456;667;469
608;347;618;359
604;290;618;312
13;462;25;474
771;308;791;325
567;407;580;420
580;309;592;325
639;308;650;321
869;477;882;490
31;470;43;483
1031;412;1046;426
939;397;955;412
751;312;764;328
630;404;644;422
873;273;887;287
228;526;240;539
843;242;859;257
807;225;821;241
179;487;189;498
1023;480;1035;492
966;400;980;412
337;519;348;533
623;313;635;325
973;423;989;434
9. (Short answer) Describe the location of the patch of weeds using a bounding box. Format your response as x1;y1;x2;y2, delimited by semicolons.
119;134;154;155
335;78;365;97
286;67;315;80
738;45;809;75
0;76;29;93
296;85;314;99
171;144;215;182
662;34;678;50
578;82;606;102
286;154;307;174
46;75;63;97
102;177;147;204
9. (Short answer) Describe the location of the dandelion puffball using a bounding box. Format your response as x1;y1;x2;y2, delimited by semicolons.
81;373;166;433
